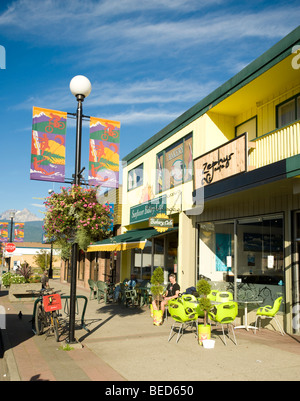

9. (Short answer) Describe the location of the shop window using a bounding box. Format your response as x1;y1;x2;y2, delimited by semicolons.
156;133;193;193
132;241;152;281
198;221;234;283
276;94;300;128
128;163;143;191
198;215;284;307
237;216;284;285
131;231;178;282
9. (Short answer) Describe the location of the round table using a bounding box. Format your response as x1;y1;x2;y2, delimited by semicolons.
234;299;263;331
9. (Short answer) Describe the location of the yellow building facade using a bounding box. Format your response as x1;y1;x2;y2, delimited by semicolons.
89;27;300;334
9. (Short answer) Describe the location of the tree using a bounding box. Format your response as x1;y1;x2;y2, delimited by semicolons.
196;279;212;327
43;185;112;259
33;249;56;272
150;267;165;309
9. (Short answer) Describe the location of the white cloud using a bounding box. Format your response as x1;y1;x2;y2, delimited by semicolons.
1;1;298;50
12;77;219;126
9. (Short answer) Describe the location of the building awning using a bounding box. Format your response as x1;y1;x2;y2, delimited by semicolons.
87;227;177;252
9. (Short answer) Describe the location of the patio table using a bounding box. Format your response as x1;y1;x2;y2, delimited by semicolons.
234;299;263;331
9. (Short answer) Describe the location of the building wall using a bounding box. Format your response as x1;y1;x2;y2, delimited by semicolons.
4;242;61;271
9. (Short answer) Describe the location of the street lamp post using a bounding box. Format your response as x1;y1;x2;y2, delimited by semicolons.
68;75;92;344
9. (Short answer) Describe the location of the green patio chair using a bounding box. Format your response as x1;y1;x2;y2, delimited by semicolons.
88;279;97;300
181;293;204;318
125;288;139;307
209;301;238;345
215;291;233;303
254;296;285;336
96;280;109;303
168;299;199;343
207;290;219;301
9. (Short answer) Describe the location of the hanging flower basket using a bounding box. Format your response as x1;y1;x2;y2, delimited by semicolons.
43;185;113;258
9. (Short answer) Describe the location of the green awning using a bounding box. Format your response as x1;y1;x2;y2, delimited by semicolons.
87;227;177;252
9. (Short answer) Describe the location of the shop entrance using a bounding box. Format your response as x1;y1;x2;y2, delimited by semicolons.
131;230;178;282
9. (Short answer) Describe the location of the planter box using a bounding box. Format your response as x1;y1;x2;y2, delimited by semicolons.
9;283;41;302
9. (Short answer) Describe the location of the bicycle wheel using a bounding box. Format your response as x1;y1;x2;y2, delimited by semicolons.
52;311;60;342
35;304;45;335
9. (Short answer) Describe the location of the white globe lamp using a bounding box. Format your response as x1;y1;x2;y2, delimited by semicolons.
69;75;92;99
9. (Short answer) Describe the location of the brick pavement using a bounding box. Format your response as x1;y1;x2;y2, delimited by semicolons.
1;279;300;382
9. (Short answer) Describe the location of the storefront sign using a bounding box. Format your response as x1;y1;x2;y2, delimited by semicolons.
194;133;247;189
130;195;167;224
149;213;174;233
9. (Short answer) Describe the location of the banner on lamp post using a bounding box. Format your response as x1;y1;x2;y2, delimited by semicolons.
0;222;8;242
14;223;24;242
88;117;120;188
30;107;67;182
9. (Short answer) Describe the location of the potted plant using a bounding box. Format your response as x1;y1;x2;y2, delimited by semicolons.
150;267;165;325
196;278;212;345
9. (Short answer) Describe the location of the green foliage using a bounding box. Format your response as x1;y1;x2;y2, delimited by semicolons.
196;279;211;296
43;185;112;253
2;272;26;286
151;266;164;285
2;272;13;287
197;279;212;326
33;249;56;272
150;267;165;299
1;263;40;286
18;262;32;281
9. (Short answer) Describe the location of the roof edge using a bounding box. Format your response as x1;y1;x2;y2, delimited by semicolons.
123;26;300;165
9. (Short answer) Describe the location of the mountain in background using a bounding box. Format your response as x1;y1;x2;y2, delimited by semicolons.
0;208;43;222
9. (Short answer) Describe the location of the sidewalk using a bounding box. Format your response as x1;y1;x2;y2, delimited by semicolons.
1;279;300;382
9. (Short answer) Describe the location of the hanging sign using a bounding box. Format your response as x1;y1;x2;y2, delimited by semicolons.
30;107;67;182
149;213;173;233
88;117;120;188
194;133;247;189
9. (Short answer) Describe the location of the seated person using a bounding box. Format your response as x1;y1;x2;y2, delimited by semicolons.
152;273;180;316
126;274;137;289
113;275;137;301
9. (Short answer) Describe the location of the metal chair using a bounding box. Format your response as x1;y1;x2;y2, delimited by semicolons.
254;296;285;336
209;301;238;345
168;299;199;343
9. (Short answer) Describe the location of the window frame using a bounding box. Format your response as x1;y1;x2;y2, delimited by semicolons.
127;163;144;192
156;132;193;194
276;93;300;129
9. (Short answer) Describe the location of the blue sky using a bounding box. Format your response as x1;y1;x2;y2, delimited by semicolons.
0;0;299;218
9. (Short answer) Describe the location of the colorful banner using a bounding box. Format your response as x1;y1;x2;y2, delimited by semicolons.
14;223;24;242
89;117;120;188
30;107;67;182
0;222;8;242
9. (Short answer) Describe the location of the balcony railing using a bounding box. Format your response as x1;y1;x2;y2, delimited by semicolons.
249;121;300;169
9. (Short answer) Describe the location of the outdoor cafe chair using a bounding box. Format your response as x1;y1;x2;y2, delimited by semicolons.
215;291;233;303
88;279;97;300
208;301;238;345
207;290;219;301
181;294;204;319
168;299;199;343
254;296;285;336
